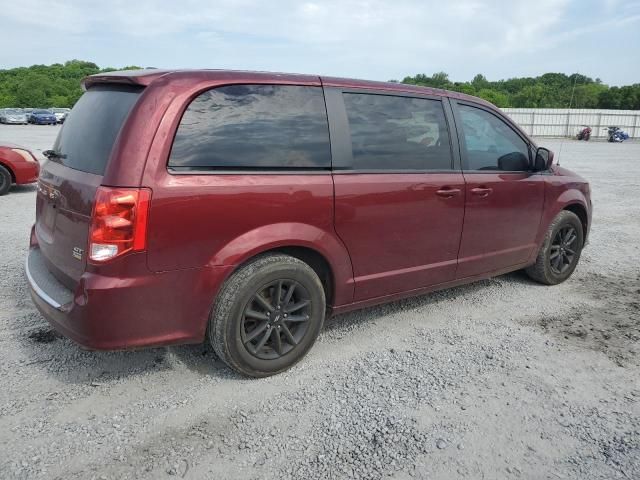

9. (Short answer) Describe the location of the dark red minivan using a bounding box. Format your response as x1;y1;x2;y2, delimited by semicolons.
26;70;591;377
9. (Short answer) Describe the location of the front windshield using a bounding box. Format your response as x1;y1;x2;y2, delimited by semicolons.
7;109;22;114
34;110;52;114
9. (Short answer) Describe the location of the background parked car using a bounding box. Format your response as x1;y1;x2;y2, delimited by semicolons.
28;109;57;125
0;108;29;125
0;143;40;195
51;107;71;124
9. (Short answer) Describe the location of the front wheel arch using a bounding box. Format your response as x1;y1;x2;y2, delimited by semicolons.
563;203;589;241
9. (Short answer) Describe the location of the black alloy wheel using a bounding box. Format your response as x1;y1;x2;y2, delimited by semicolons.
241;279;312;360
549;226;578;274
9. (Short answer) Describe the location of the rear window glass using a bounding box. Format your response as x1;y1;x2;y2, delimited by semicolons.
51;85;142;175
168;85;331;170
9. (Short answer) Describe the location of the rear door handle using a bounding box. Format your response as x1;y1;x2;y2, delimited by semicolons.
435;188;461;198
471;187;493;197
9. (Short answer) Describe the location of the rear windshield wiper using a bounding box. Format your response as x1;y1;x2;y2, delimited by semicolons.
43;150;67;161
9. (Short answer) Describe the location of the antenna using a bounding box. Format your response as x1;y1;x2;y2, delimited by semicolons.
556;74;579;166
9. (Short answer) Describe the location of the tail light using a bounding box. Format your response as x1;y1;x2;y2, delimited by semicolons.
11;148;38;163
89;187;151;263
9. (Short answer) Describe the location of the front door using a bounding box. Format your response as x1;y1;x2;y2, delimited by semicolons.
327;89;466;301
452;102;545;278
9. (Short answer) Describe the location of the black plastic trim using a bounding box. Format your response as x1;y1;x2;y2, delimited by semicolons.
331;169;458;175
323;87;354;170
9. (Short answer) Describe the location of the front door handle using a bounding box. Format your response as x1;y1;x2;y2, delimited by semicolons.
435;188;461;198
471;187;493;197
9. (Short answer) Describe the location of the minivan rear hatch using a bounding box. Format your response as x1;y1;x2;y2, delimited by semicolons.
35;85;142;289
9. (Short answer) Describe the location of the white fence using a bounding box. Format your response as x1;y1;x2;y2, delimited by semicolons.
502;108;640;139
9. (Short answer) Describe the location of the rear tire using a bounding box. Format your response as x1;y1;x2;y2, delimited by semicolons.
0;165;12;196
208;254;326;377
526;211;584;285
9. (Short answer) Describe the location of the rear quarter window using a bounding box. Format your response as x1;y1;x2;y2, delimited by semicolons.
168;85;331;170
52;85;142;175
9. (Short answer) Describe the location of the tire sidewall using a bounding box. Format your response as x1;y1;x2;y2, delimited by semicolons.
542;213;584;284
0;165;12;196
217;260;325;376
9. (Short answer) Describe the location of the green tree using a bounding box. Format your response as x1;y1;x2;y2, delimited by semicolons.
400;71;638;109
14;76;49;107
598;87;621;109
471;74;489;90
0;60;142;108
477;89;509;107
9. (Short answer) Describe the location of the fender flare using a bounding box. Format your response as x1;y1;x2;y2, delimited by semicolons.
532;189;590;258
209;222;354;306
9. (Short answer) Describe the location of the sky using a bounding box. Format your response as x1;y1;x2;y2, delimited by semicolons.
1;0;639;86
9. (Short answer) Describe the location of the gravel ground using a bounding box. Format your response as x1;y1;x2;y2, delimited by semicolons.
0;125;639;479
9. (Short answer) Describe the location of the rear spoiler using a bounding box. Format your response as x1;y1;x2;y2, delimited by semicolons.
82;69;172;91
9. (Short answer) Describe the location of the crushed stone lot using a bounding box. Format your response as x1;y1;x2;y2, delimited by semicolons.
0;125;639;479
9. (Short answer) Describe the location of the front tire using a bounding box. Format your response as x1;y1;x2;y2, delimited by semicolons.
208;254;326;377
0;165;12;196
526;211;584;285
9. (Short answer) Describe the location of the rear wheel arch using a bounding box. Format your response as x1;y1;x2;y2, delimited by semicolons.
265;246;334;308
224;245;336;309
209;223;354;306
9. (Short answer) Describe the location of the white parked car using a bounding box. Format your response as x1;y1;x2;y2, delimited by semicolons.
51;108;71;124
0;108;28;125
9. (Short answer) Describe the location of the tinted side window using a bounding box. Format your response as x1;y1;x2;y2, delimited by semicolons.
458;105;530;171
169;85;330;170
343;93;452;170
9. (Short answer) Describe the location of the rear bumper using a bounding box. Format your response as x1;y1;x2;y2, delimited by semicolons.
26;247;232;350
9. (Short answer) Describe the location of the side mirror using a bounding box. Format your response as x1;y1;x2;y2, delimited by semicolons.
534;147;554;171
498;151;529;171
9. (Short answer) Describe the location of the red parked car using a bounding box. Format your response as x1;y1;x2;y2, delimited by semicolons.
0;144;40;195
26;70;592;377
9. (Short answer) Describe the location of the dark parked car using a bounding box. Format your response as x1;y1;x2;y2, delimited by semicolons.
28;109;57;125
26;70;591;377
0;143;40;195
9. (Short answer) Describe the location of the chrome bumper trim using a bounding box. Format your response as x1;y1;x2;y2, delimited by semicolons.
25;251;63;310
